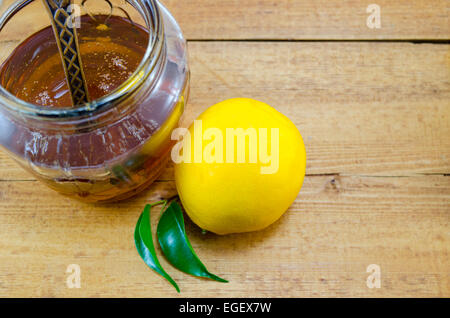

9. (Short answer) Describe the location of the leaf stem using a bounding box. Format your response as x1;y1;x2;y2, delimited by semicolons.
149;200;167;208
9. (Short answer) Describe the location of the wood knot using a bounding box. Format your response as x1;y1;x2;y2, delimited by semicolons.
326;175;341;192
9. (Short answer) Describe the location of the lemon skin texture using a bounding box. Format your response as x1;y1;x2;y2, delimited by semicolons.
174;98;306;235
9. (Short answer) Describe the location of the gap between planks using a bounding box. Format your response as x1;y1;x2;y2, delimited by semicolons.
0;173;449;183
187;39;450;44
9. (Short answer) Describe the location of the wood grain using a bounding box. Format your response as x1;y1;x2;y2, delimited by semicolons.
0;0;449;41
1;42;449;180
0;174;448;297
163;0;450;40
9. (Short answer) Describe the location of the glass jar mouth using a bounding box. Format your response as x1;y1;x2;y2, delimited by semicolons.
0;0;164;120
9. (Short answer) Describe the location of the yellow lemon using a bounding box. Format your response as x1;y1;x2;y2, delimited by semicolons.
174;98;306;235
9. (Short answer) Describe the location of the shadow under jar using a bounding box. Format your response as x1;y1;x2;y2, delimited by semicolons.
0;0;189;202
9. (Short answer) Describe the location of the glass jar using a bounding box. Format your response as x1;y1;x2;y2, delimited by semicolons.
0;0;189;202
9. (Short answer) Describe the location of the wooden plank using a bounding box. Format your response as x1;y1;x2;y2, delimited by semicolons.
0;175;448;297
183;42;450;176
1;42;449;180
161;0;450;40
0;0;448;41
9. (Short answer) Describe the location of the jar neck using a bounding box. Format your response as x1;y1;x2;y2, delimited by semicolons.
0;0;165;132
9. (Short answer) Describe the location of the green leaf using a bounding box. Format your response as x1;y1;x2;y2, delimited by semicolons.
157;201;228;283
111;164;133;185
134;204;180;292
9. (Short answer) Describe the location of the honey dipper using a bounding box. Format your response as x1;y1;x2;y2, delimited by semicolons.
42;0;90;106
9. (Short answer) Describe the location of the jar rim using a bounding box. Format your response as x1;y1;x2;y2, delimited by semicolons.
0;0;164;120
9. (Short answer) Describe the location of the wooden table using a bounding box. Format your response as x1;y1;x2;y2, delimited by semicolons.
0;0;449;297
